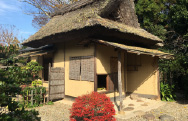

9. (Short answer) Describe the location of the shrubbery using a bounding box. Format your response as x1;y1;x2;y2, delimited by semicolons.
70;92;116;121
0;44;42;120
160;82;176;101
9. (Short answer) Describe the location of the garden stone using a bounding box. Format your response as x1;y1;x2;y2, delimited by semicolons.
143;114;155;120
128;104;134;106
159;114;175;121
123;107;134;111
137;99;144;102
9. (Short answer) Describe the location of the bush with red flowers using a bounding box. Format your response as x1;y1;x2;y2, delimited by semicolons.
70;92;116;121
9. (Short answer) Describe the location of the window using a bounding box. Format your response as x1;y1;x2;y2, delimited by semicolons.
97;75;107;91
69;56;94;81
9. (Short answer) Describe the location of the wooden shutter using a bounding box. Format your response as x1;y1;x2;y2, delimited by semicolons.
81;56;94;81
69;57;80;80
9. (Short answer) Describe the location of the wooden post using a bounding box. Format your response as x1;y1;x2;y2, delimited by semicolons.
47;63;51;102
40;89;42;104
94;44;97;92
31;90;33;106
118;51;123;111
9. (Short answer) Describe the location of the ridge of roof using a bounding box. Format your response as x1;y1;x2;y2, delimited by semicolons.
51;0;97;17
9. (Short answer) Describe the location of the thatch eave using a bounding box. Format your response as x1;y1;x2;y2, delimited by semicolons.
23;17;162;48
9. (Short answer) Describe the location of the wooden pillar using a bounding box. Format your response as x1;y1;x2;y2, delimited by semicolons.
94;44;97;92
47;63;51;102
118;51;123;111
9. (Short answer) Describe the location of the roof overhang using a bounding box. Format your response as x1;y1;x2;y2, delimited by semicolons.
96;40;173;59
22;17;163;48
17;49;54;58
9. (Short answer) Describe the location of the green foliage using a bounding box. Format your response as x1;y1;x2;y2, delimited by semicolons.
21;86;46;107
160;82;176;101
0;109;40;121
23;61;43;77
47;101;54;105
0;44;19;66
0;44;42;120
135;0;188;100
32;80;43;87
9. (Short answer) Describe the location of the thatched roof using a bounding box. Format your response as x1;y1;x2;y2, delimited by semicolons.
23;0;163;48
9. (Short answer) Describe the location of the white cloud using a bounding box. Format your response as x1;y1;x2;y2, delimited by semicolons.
0;1;21;15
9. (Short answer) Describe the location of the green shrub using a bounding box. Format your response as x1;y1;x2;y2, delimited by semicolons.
0;109;40;121
32;80;42;87
160;81;176;101
21;86;46;107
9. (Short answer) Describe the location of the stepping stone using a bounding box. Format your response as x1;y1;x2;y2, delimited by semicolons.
123;107;134;111
143;114;155;120
159;114;175;121
128;104;134;106
130;94;139;100
133;110;145;116
141;104;148;106
137;99;144;102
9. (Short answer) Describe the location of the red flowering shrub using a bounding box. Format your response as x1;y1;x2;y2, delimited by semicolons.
70;92;116;121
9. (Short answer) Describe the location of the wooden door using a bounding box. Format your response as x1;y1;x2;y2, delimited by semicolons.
49;67;65;100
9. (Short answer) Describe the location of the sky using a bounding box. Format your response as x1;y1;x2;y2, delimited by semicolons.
0;0;37;42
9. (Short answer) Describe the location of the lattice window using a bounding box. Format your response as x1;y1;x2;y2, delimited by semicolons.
81;56;94;81
69;56;94;81
69;57;81;80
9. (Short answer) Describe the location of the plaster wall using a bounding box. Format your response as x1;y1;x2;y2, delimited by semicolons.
53;43;65;68
53;42;95;97
96;44;126;92
127;54;158;95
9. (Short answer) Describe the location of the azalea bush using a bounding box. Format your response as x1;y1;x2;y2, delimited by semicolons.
70;92;116;121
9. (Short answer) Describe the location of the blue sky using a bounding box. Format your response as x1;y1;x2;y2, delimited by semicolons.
0;0;37;42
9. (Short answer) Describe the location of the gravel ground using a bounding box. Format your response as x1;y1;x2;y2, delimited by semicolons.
123;100;188;121
34;100;188;121
34;102;71;121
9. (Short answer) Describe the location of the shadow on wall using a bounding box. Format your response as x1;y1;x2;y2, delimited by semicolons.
127;54;158;96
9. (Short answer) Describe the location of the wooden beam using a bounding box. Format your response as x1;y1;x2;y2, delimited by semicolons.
118;51;123;111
